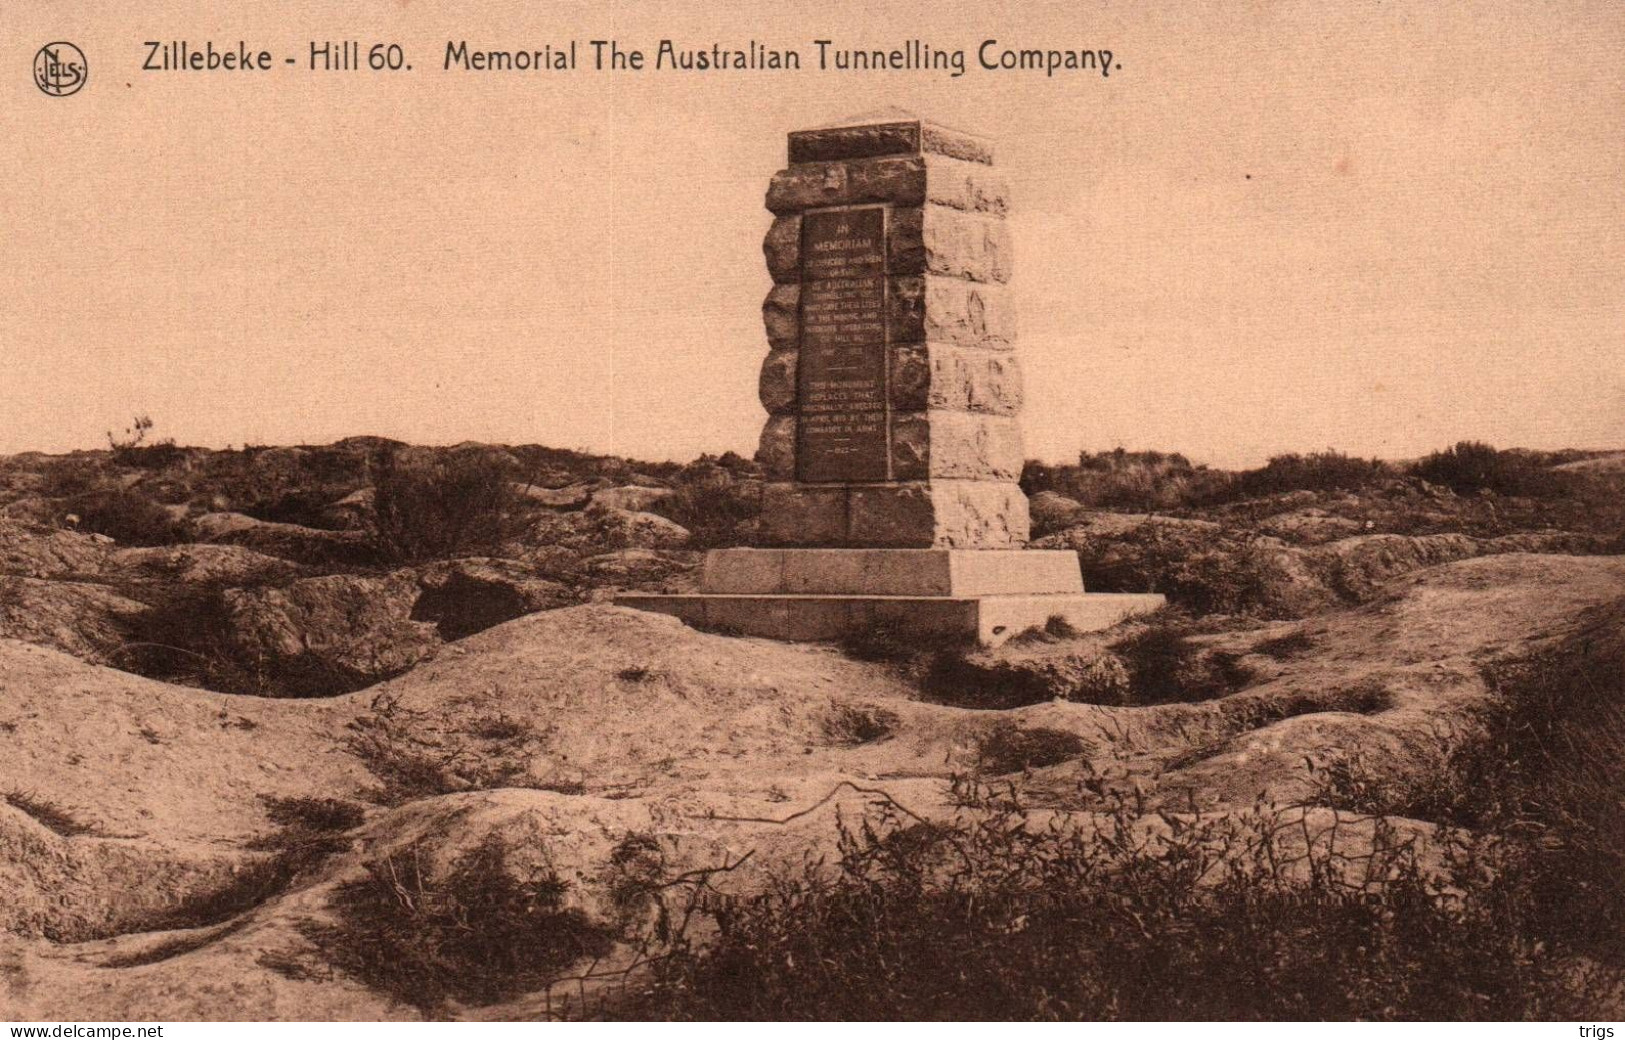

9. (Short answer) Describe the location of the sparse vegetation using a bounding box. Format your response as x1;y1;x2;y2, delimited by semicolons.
3;789;98;837
821;703;900;746
369;448;526;564
1410;441;1566;498
343;692;548;805
298;835;616;1013
620;779;1611;1020
68;489;187;546
1312;601;1625;964
974;724;1090;774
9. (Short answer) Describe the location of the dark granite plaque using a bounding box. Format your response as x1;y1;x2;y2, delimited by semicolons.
797;207;891;483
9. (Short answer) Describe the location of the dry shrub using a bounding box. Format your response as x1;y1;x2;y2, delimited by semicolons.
370;448;524;564
974;724;1091;774
300;835;615;1013
343;692;552;805
821;703;900;746
1109;613;1250;705
68;489;187;546
3;789;99;837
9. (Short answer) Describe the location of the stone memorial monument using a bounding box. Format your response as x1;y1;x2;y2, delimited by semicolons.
620;110;1164;645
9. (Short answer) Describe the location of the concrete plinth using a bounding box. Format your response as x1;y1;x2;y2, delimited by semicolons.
615;591;1165;647
616;548;1165;647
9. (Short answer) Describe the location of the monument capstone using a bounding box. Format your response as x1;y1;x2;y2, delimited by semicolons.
619;110;1165;644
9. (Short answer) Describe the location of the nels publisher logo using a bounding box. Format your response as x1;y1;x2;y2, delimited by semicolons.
34;41;87;96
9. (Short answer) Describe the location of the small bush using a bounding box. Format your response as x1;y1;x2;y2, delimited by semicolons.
1225;451;1391;500
821;703;901;746
370;448;524;564
649;459;761;549
974;724;1090;774
1411;441;1568;498
68;489;186;546
1111;614;1249;704
304;835;615;1012
107;414;186;471
1021;449;1232;511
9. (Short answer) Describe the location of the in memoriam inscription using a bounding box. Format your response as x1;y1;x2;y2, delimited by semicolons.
796;206;891;483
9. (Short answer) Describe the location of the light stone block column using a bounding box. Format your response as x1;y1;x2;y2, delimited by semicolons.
753;111;1031;549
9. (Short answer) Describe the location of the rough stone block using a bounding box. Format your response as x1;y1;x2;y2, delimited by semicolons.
755;415;797;479
888;277;1016;350
890;412;1024;482
762;283;799;350
935;480;1031;548
702;548;1083;596
759;483;846;546
765;154;1009;217
766;157;926;215
847;480;1030;548
890;343;1023;415
846;483;935;547
924;154;1011;216
763;215;801;283
614;590;1166;648
759;348;798;414
787;117;992;166
889;206;1012;284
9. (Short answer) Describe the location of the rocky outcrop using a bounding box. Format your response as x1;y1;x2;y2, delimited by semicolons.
0;520;112;579
215;559;575;692
102;545;310;589
0;577;147;664
1037;513;1618;618
590;485;674;512
192;512;370;565
517;505;690;553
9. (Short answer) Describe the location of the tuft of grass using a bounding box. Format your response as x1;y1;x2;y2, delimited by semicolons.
296;835;615;1012
1252;629;1316;660
821;703;901;746
3;789;99;837
343;692;552;805
1110;614;1250;705
974;724;1091;775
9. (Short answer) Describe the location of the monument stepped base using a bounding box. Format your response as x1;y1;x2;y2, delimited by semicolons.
616;549;1165;647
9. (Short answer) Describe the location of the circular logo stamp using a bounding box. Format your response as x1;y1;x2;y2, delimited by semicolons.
34;42;87;96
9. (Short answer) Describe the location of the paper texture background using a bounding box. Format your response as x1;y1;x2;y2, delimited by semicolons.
4;0;1620;464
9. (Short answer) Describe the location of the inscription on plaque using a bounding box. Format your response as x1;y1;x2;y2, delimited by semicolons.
797;206;891;483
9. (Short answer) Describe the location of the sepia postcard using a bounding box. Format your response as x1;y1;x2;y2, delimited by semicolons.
2;0;1622;1027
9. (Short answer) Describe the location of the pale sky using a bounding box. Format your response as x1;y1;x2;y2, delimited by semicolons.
3;0;1621;466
